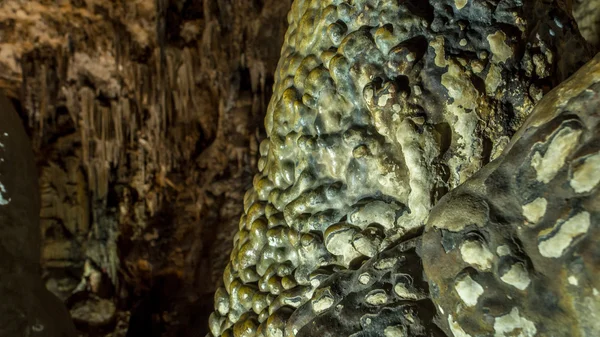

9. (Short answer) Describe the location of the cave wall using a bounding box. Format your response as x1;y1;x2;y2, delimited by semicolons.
0;0;291;335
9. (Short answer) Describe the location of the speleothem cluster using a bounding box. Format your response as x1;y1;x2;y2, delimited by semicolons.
0;0;598;337
208;1;596;337
422;53;600;337
286;55;600;337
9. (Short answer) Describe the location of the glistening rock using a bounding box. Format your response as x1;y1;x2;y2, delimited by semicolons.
208;1;591;336
422;52;600;337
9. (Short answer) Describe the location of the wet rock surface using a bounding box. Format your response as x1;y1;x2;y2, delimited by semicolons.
280;49;600;337
422;53;600;337
208;0;592;336
0;0;598;336
290;237;446;337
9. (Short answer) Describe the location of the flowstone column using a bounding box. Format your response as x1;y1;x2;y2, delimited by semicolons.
288;52;600;337
208;1;592;337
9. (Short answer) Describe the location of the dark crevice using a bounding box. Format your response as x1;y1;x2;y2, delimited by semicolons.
434;122;452;156
405;0;435;24
482;135;493;165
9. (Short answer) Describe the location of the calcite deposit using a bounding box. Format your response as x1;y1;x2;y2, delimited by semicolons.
208;1;592;337
574;0;600;53
277;53;600;337
0;0;598;336
422;52;600;337
0;1;293;335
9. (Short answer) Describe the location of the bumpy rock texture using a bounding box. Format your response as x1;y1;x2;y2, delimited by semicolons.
0;93;76;337
209;1;591;336
290;236;446;337
422;52;600;337
0;0;597;336
574;0;600;53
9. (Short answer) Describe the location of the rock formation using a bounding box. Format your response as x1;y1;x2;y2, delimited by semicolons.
207;1;594;336
0;0;599;336
0;1;291;335
574;0;600;53
422;51;600;337
287;52;600;337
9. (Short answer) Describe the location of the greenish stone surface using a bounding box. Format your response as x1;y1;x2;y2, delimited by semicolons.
422;52;600;337
208;1;592;336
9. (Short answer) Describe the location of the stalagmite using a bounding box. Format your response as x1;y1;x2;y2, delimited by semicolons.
206;1;595;336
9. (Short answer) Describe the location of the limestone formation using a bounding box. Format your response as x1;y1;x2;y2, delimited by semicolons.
0;0;598;336
278;50;600;337
574;0;600;53
0;1;292;334
421;52;600;337
289;237;445;337
208;1;592;336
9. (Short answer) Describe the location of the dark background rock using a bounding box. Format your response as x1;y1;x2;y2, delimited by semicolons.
0;92;77;337
0;1;291;336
